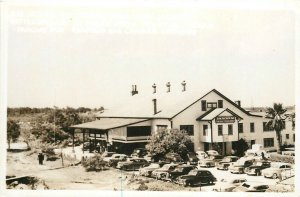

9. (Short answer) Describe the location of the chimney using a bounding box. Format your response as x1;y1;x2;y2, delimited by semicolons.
181;80;186;92
166;82;171;93
152;99;157;114
152;83;156;94
235;100;241;107
131;85;138;96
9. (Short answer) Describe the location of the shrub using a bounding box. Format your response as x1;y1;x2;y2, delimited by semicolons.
81;154;108;172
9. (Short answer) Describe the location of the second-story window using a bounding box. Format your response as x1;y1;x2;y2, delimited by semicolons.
250;123;255;133
203;125;208;136
207;102;217;109
228;124;233;135
238;123;243;133
218;100;223;108
180;125;194;136
218;125;223;136
201;100;207;111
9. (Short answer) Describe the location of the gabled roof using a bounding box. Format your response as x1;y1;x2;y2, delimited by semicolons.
196;108;243;121
96;89;262;119
70;118;149;130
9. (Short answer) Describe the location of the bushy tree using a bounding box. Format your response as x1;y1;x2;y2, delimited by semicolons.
266;103;287;154
7;119;21;149
234;138;249;157
82;154;108;172
146;129;192;160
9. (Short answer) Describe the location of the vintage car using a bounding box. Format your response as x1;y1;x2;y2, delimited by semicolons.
131;148;148;158
228;158;254;174
195;151;208;160
103;153;127;163
199;159;216;168
165;165;196;182
152;163;178;179
116;158;148;170
108;155;129;167
186;152;199;165
164;153;184;163
208;155;224;162
232;182;269;192
212;178;247;192
177;169;217;187
206;150;219;156
262;162;292;179
244;161;271;176
216;156;239;170
139;163;164;177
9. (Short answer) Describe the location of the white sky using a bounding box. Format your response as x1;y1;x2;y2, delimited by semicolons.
6;1;296;108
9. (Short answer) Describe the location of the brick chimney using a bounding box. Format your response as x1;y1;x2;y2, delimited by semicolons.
166;82;171;93
131;85;138;96
152;83;156;94
235;100;241;107
152;99;157;114
181;80;186;92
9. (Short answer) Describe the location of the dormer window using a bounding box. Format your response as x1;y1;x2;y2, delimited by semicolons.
207;102;217;109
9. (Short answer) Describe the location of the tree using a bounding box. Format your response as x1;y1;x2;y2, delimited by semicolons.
146;129;192;161
266;103;287;154
7;120;21;149
234;138;249;157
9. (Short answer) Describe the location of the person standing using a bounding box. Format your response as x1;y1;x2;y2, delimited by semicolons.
38;152;44;165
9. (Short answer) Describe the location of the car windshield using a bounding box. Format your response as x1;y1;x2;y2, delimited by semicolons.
174;167;184;172
255;162;262;166
188;170;198;176
241;183;251;188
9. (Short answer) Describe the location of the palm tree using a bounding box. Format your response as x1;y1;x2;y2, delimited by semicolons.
265;103;287;154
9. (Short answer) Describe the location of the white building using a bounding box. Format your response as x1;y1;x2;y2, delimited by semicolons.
71;88;295;155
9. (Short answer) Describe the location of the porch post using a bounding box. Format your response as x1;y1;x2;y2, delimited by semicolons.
72;128;75;153
82;129;85;154
106;130;109;151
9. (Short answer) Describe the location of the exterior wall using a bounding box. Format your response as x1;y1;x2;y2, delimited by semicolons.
150;119;172;134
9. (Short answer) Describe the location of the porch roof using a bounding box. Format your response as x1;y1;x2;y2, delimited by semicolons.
70;118;149;130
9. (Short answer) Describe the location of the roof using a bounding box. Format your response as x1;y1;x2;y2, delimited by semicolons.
70;118;149;130
196;108;242;121
96;88;261;119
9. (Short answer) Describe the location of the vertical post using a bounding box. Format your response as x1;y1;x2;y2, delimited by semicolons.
106;130;109;151
72;129;75;153
82;129;85;154
94;131;97;153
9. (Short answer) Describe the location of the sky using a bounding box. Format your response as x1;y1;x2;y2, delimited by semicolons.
6;1;296;109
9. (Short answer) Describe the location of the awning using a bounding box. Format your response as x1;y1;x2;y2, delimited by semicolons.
70;118;149;130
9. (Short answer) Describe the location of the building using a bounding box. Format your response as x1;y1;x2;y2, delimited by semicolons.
71;88;295;155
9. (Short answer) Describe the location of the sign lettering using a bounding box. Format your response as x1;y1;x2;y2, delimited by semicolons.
215;116;235;123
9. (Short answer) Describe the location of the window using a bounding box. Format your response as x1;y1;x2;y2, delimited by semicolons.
293;134;295;142
218;125;223;136
286;134;289;139
127;126;151;137
228;124;233;135
282;121;286;129
207;102;217;109
218;100;223;108
203;125;208;136
263;138;274;147
201;100;207;111
251;140;256;146
180;125;194;136
250;123;255;133
263;122;274;131
238;123;243;133
157;125;167;131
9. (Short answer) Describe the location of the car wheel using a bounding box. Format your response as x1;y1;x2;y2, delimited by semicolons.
224;166;228;170
239;169;244;174
256;171;261;176
272;173;278;179
207;164;210;168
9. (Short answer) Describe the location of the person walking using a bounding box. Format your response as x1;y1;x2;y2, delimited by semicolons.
38;152;44;165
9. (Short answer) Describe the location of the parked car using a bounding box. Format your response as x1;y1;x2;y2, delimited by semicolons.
116;158;148;170
282;151;295;157
186;152;199;165
102;151;116;158
206;150;219;156
195;151;208;160
139;163;164;177
216;156;239;170
164;153;184;163
245;149;270;159
131;148;148;158
244;161;271;176
165;165;196;182
82;142;95;151
262;162;292;179
177;169;217;187
208;155;224;162
143;154;153;162
199;159;216;168
229;158;254;174
232;182;269;192
108;155;129;167
152;163;178;179
103;153;127;163
212;178;247;192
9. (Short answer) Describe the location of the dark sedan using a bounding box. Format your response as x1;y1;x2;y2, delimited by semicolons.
244;161;271;176
116;158;149;171
177;169;217;187
165;165;196;182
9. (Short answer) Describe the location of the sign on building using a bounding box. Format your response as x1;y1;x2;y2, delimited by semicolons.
215;116;235;123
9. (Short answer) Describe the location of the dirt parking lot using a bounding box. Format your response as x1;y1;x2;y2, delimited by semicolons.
7;151;282;191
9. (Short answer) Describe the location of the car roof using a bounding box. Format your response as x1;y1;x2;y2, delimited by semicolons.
242;181;268;187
